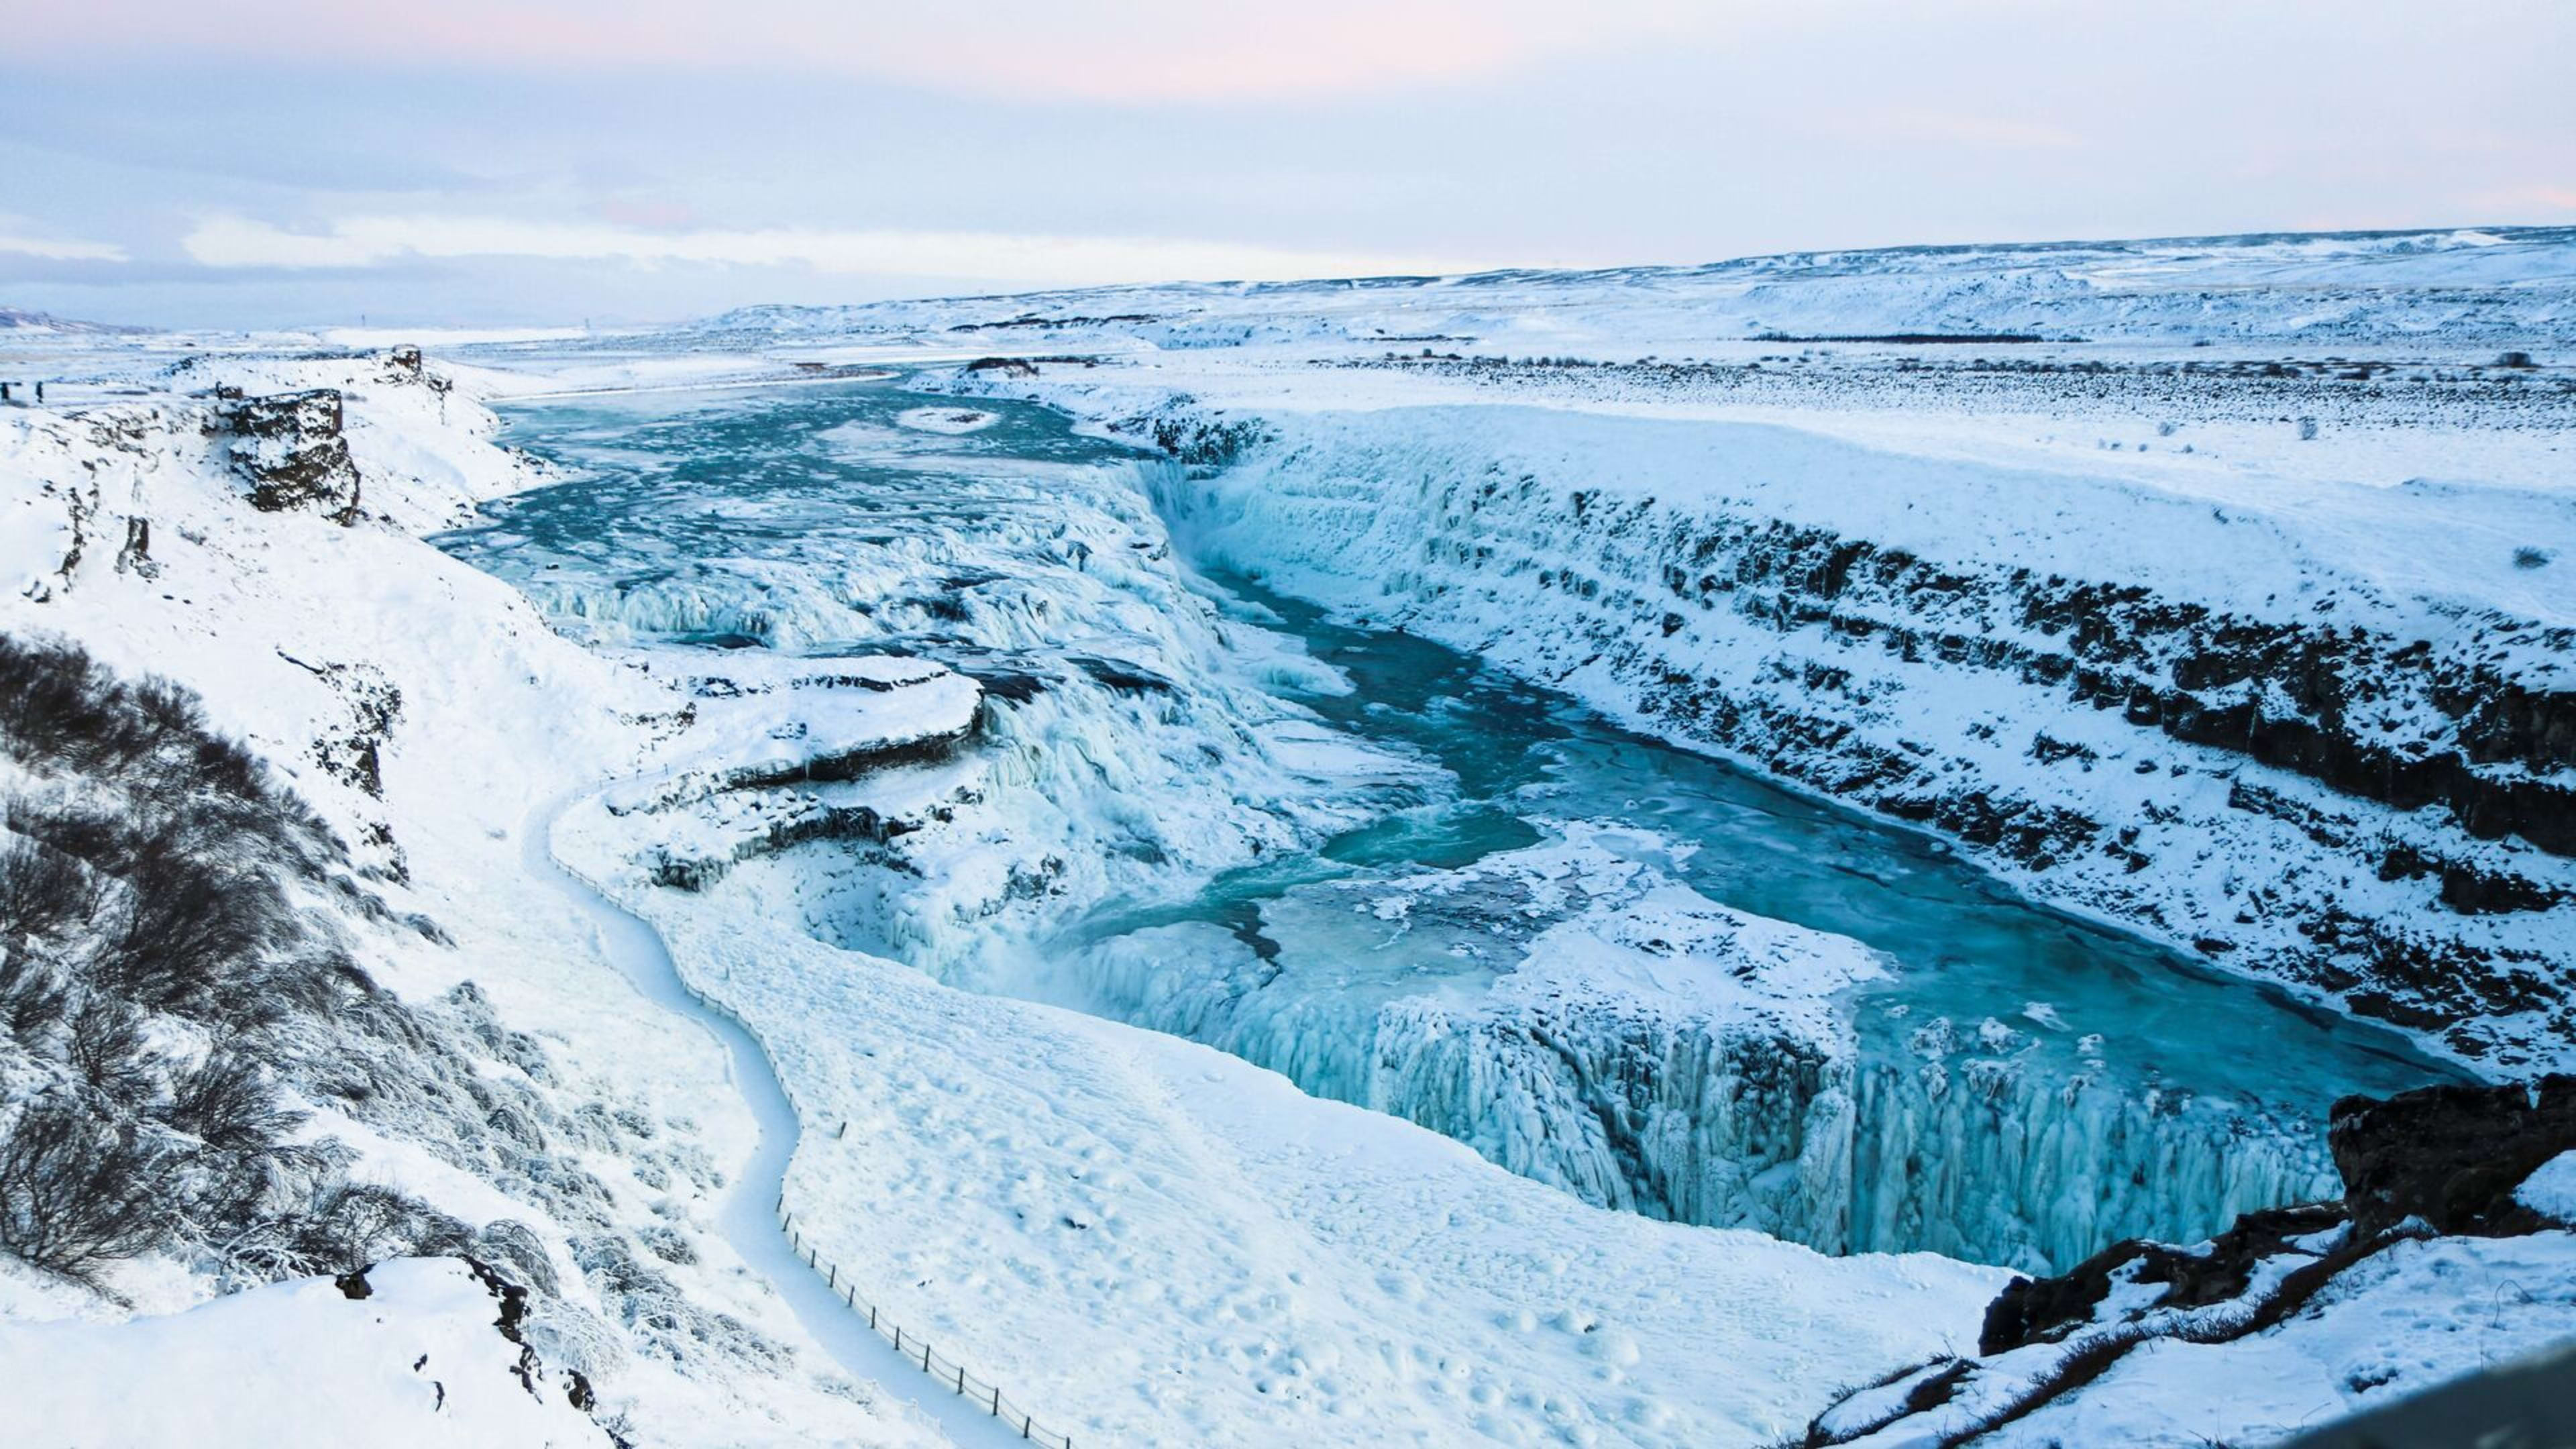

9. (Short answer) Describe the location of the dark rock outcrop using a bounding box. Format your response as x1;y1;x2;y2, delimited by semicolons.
1978;1200;2347;1354
221;389;362;523
2330;1073;2576;1236
1976;1075;2575;1356
1804;1077;2576;1446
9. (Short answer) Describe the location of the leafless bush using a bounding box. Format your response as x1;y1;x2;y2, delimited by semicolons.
0;1096;176;1283
167;1051;303;1153
0;836;99;950
99;843;287;1016
0;952;70;1038
474;1218;562;1295
286;1181;474;1277
64;998;158;1108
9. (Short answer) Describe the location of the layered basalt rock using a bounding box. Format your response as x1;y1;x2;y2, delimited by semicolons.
1598;516;2575;861
2330;1073;2576;1236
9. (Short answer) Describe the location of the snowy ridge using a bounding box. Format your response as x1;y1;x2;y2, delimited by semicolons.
694;226;2576;355
0;1258;607;1448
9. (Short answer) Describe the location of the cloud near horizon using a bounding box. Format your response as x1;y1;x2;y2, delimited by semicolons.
179;215;1481;284
0;222;128;264
5;1;2571;327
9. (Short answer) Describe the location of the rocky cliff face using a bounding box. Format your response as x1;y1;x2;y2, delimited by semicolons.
1144;406;2576;1070
1604;511;2574;1048
222;388;362;523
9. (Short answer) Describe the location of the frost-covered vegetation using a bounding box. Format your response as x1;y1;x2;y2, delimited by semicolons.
0;631;467;1289
0;632;825;1439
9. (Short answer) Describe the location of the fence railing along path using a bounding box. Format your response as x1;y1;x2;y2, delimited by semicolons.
537;795;1087;1449
780;1195;1079;1448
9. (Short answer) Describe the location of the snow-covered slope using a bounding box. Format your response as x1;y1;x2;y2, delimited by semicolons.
563;800;2000;1447
0;356;953;1446
0;1258;610;1448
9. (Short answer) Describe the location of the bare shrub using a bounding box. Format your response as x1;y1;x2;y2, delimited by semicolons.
0;952;70;1038
0;836;99;949
474;1218;562;1295
0;1097;176;1282
99;843;287;1016
167;1052;303;1152
64;998;159;1108
286;1181;474;1276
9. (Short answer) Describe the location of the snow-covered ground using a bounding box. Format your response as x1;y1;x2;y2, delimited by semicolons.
0;1258;608;1448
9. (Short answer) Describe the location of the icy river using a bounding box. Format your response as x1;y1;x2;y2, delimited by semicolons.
445;378;2457;1274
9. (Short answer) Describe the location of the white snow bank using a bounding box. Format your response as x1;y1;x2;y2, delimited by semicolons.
559;796;2005;1448
0;1258;607;1448
1932;1232;2576;1448
2516;1150;2576;1223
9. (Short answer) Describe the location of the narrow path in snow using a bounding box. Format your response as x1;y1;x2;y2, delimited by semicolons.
521;796;1031;1449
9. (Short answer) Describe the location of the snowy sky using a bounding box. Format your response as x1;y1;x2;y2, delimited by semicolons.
5;0;2571;329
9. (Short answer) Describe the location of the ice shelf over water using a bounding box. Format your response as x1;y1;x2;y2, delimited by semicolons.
450;380;2460;1273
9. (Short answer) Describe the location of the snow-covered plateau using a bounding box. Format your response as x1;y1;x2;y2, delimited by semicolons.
2;227;2573;1448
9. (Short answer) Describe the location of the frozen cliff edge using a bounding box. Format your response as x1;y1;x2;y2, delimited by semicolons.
1063;395;2573;1072
556;774;2008;1448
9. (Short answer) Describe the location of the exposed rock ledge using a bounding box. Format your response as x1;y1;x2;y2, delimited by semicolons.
1789;1076;2576;1448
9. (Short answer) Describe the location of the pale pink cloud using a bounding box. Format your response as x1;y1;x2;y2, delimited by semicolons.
17;0;1748;104
2471;183;2576;214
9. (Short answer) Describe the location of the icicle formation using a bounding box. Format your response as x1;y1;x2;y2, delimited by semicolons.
1062;829;2339;1275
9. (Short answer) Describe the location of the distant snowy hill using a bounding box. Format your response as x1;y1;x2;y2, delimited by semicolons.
0;305;147;335
689;225;2576;354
